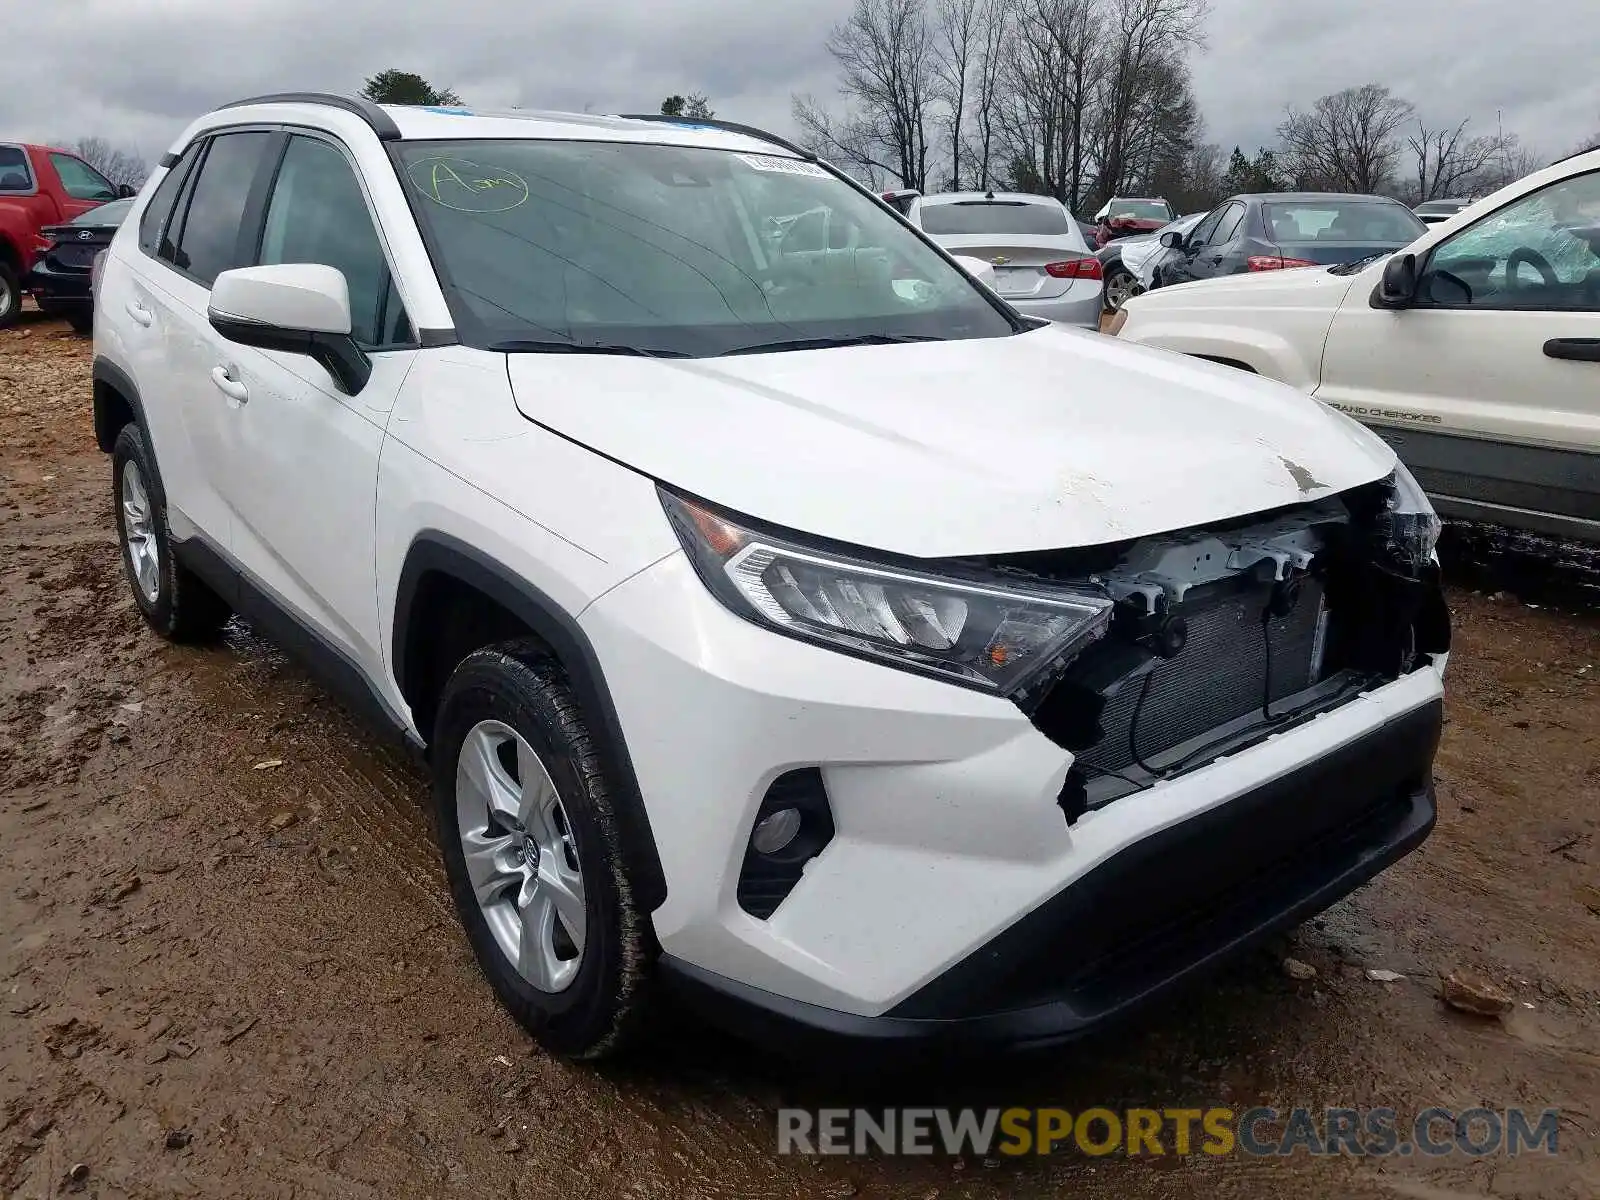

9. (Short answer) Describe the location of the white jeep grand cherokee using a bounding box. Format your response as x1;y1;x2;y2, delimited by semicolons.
92;93;1451;1060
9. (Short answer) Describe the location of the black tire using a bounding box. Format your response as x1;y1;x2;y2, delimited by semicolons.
1102;262;1138;313
111;424;231;641
432;643;652;1059
0;261;20;330
66;307;94;335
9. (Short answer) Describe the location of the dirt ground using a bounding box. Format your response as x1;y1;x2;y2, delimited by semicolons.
2;307;1597;1200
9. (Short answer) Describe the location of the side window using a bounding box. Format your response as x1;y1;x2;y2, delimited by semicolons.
49;153;117;202
138;144;203;257
1187;206;1227;248
1211;202;1247;245
0;145;33;193
1423;170;1600;311
168;131;272;286
257;135;410;347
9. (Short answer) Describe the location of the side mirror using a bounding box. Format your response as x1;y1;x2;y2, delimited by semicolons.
1375;253;1418;308
116;183;137;199
1159;230;1185;249
951;254;998;290
208;264;371;394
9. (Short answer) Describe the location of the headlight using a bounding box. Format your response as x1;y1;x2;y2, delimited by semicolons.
1375;461;1441;570
661;490;1113;695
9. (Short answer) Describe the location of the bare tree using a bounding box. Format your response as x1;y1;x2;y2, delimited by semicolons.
1406;118;1516;202
69;138;148;189
1277;84;1414;194
931;0;982;189
793;0;938;190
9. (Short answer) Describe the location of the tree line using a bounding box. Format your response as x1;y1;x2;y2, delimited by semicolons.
791;0;1592;214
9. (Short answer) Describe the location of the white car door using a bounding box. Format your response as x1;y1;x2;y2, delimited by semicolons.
120;130;278;548
1318;167;1600;536
204;132;417;677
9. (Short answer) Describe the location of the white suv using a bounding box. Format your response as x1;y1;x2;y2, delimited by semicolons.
93;93;1451;1060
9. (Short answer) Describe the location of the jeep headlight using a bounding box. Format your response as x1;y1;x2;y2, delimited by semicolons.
661;490;1113;695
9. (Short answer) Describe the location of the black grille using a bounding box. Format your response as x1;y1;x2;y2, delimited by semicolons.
1074;578;1325;778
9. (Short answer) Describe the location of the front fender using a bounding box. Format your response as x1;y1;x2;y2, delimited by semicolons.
1119;316;1322;392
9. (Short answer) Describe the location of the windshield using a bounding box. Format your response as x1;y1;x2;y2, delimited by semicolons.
1263;201;1426;243
919;200;1070;237
394;140;1016;355
70;198;133;225
1107;201;1171;222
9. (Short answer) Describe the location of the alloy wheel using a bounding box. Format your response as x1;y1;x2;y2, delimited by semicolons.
454;720;587;992
120;460;160;603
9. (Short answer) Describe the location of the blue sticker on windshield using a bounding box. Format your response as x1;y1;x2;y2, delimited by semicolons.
422;106;474;116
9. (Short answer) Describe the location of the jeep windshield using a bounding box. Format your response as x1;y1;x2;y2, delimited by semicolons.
394;139;1018;356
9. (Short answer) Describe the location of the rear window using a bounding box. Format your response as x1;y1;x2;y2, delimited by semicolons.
920;201;1070;237
0;146;33;192
1106;200;1171;221
1263;202;1426;242
70;198;133;226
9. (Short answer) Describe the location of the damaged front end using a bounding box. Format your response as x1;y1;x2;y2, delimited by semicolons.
987;468;1451;823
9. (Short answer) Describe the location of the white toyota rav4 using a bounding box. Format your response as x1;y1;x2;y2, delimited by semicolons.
92;94;1451;1060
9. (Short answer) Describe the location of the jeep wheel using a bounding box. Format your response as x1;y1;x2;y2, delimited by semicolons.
433;645;651;1059
1103;264;1140;313
0;262;20;330
112;424;231;641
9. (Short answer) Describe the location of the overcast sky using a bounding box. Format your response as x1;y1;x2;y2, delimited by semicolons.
8;0;1598;179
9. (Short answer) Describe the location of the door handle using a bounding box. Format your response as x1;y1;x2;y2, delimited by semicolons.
125;300;153;327
210;365;248;403
1543;337;1600;363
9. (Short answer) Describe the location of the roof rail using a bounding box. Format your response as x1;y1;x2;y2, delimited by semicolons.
216;92;402;141
616;114;815;160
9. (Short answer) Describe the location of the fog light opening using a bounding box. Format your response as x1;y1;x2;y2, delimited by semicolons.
751;806;803;855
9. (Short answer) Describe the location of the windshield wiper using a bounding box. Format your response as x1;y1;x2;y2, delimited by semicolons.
1327;253;1388;276
718;333;948;356
488;338;689;358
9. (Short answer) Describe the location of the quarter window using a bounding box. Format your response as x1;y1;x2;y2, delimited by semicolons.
257;135;410;347
49;154;117;201
1422;170;1600;311
166;131;271;286
0;146;33;193
139;144;202;257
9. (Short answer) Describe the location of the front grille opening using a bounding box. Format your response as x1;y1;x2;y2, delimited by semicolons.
1014;496;1442;821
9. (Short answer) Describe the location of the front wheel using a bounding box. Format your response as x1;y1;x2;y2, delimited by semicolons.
0;262;20;330
1102;265;1140;313
432;644;652;1059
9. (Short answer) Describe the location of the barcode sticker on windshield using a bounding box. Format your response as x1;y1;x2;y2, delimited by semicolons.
737;153;828;178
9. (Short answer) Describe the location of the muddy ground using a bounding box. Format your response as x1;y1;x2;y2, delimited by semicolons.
2;307;1597;1199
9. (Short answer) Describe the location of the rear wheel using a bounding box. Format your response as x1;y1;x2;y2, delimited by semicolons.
0;262;20;330
1103;264;1140;313
433;644;652;1059
111;424;231;641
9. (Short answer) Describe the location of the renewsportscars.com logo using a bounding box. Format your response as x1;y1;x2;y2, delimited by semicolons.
776;1107;1562;1158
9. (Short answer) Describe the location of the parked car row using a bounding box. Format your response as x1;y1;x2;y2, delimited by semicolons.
1;141;133;328
1114;147;1600;547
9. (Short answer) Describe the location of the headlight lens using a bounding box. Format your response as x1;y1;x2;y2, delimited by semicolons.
1376;461;1441;569
661;490;1113;695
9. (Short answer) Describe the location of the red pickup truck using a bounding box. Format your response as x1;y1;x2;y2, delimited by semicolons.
1;142;131;328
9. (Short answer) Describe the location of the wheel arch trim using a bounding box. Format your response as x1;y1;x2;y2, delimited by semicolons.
393;531;668;912
92;356;149;453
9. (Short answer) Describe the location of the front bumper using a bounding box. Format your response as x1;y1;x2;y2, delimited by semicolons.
580;551;1447;1028
662;696;1440;1051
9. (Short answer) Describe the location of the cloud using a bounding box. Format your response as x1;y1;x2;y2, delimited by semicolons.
5;0;1595;173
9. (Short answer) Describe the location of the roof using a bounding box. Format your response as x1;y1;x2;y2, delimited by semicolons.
918;190;1065;206
1234;191;1407;204
184;93;802;160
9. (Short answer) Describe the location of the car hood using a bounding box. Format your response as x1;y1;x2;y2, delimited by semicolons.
506;325;1395;558
1130;260;1368;309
